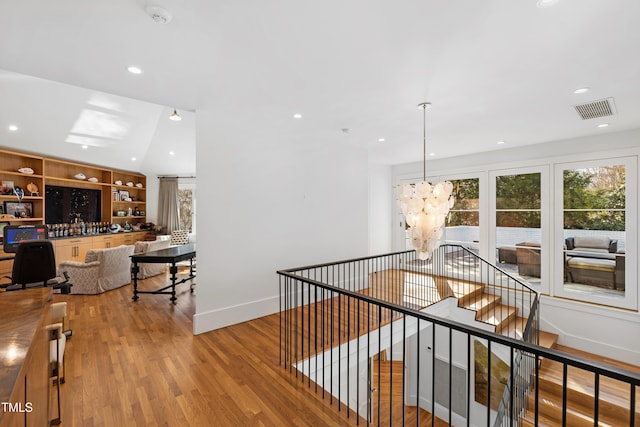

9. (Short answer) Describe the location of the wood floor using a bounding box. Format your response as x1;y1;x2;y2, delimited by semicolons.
53;270;639;426
55;273;363;426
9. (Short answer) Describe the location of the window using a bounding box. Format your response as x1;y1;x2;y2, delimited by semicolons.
445;177;480;252
563;166;625;293
555;158;637;310
494;172;542;285
178;180;196;235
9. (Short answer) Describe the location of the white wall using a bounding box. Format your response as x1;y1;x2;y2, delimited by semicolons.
193;108;370;334
391;128;640;365
368;165;393;255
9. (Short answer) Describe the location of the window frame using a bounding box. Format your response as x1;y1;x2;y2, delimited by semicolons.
553;157;637;310
489;166;550;294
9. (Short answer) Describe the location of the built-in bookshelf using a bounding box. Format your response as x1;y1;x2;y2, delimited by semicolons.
0;148;147;228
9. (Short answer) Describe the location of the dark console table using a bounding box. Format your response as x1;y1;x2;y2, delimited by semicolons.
131;243;196;302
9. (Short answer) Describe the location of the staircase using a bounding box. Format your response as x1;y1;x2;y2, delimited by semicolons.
455;283;639;426
521;345;640;426
279;247;639;427
457;286;522;337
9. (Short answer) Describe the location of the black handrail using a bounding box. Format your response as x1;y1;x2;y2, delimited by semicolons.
278;247;638;425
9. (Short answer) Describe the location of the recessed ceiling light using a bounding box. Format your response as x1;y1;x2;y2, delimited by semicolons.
429;152;436;157
81;145;88;150
127;66;143;75
169;151;175;156
597;123;609;128
537;0;560;8
131;157;137;161
378;138;385;142
293;113;302;119
573;87;590;94
497;141;505;145
8;125;18;132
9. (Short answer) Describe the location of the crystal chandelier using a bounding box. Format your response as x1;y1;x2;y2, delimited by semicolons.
396;102;455;260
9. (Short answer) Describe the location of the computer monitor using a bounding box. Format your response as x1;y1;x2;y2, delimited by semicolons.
2;225;48;253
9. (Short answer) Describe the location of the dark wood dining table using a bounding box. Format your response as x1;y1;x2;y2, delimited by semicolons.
130;243;196;303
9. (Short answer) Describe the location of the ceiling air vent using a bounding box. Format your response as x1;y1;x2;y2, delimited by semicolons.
573;97;617;120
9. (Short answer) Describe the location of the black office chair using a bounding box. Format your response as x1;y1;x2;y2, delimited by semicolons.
0;240;72;293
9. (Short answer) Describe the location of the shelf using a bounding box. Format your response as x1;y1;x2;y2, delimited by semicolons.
112;184;145;191
0;170;44;179
45;176;110;186
0;195;44;200
1;149;146;227
2;217;44;222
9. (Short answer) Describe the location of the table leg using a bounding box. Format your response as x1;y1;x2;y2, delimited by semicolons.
132;262;140;301
169;264;178;303
190;258;195;293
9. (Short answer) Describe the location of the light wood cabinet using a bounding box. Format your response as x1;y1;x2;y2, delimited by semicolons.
0;247;12;278
53;238;92;265
51;232;146;266
92;234;118;249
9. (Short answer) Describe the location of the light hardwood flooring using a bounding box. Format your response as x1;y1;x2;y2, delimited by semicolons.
55;273;362;426
54;270;639;426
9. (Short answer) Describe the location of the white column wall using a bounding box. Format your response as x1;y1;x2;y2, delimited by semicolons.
193;108;370;334
368;164;393;255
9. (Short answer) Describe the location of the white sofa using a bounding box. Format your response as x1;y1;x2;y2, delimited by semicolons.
59;245;134;294
133;239;171;279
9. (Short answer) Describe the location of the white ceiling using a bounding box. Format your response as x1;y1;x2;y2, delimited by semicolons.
1;0;639;171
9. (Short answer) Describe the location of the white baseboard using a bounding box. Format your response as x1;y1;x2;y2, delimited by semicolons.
193;295;279;335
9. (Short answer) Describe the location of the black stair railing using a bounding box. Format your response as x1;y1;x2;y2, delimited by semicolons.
277;247;640;426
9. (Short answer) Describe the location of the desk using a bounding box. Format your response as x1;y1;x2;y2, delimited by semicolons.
0;288;51;427
131;243;196;303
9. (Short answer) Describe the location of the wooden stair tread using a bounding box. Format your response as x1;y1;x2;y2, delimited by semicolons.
539;331;558;349
528;387;631;426
478;304;516;324
536;351;640;425
460;293;500;312
538;360;638;409
554;344;640;375
521;406;620;427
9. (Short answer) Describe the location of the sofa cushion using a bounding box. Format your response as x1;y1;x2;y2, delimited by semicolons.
133;239;171;279
95;245;135;292
573;236;610;250
134;238;171;254
567;257;615;272
85;249;99;263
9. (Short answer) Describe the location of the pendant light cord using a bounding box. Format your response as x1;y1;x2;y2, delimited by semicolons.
422;104;426;181
418;102;431;181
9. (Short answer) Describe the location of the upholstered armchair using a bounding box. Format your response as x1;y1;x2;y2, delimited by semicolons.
516;242;541;278
58;245;134;294
133;239;171;278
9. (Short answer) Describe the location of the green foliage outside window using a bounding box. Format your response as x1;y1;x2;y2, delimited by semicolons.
563;166;625;231
178;189;193;233
448;178;479;226
496;173;541;228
